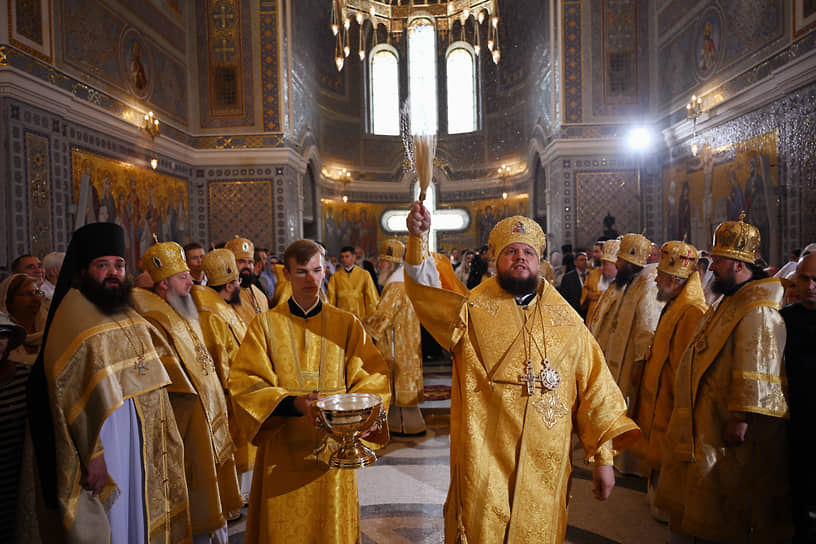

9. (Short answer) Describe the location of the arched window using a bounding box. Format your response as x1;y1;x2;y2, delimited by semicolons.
446;43;476;134
407;18;437;134
369;45;400;135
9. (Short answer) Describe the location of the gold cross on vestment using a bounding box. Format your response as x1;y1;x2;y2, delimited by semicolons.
519;360;543;396
135;356;148;375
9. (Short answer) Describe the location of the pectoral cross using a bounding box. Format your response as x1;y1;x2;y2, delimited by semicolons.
135;356;148;375
195;344;213;376
519;360;543;396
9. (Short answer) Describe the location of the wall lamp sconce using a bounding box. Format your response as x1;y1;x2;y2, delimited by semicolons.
150;157;158;170
142;111;160;139
687;95;703;156
497;164;509;176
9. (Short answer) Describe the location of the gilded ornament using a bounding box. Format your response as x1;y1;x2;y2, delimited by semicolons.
142;240;189;283
710;212;760;264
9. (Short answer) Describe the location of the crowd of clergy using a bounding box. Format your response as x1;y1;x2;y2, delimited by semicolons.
0;205;813;543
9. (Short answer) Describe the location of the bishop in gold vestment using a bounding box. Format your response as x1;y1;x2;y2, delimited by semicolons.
133;241;242;540
364;239;425;434
225;235;270;328
656;217;792;543
404;209;639;543
228;239;390;544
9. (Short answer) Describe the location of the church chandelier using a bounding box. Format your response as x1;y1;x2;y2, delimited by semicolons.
330;0;502;71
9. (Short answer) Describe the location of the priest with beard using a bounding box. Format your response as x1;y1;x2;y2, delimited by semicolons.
26;222;190;543
225;235;269;328
363;239;425;435
132;240;242;544
586;233;665;474
192;248;256;506
404;205;639;543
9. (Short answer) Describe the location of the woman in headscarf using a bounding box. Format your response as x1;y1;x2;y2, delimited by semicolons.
0;274;46;365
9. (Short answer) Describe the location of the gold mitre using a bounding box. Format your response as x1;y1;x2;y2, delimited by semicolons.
142;239;189;283
202;248;238;286
600;239;621;263
711;212;760;264
380;239;405;263
618;233;652;267
225;235;254;260
658;239;699;279
488;216;546;259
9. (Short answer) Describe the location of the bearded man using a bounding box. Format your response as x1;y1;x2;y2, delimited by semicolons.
656;215;792;543
404;204;639;543
364;239;425;435
27;222;190;543
586;233;665;473
132;241;241;543
191;248;256;505
225;235;269;327
629;239;708;520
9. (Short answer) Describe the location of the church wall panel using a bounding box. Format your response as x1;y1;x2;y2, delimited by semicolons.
661;79;816;264
56;0;190;125
0;97;194;270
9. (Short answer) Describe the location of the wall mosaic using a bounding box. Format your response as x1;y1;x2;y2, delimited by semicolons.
208;181;274;252
575;170;640;251
657;0;785;108
261;0;282;132
662;133;778;260
563;0;583;123
26;133;53;259
71;149;190;273
9;0;52;62
59;0;189;123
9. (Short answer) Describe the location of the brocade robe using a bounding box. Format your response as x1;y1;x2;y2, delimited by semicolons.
235;284;269;329
630;272;707;472
132;288;242;535
405;246;638;543
656;278;792;542
44;289;190;543
587;264;665;408
363;268;424;406
327;265;380;320
228;299;391;544
191;284;256;474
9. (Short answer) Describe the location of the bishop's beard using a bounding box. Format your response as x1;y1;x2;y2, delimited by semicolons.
497;271;540;298
166;289;199;321
239;269;256;288
80;274;133;315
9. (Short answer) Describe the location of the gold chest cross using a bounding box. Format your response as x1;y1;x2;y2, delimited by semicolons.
519;360;562;395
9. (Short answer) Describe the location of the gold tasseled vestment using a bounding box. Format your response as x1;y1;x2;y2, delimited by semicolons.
227;301;390;544
44;289;190;543
234;284;269;328
587;265;665;405
656;278;792;542
132;288;242;535
405;271;638;543
364;269;424;406
327;265;380;320
580;268;607;323
630;272;707;471
191;285;256;474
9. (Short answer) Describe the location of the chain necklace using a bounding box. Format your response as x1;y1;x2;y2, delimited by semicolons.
111;313;148;375
180;317;215;376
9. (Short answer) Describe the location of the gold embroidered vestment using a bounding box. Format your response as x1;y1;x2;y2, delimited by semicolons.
405;273;638;543
327;265;380;320
44;289;190;543
656;278;792;542
227;302;390;544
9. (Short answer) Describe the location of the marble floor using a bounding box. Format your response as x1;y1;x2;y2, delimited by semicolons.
229;358;668;543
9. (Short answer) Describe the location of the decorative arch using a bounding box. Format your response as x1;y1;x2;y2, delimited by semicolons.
368;43;400;135
445;41;477;134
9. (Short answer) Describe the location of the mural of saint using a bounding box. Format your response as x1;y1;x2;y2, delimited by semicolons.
356;208;377;258
478;205;497;246
666;179;678;240
324;208;340;257
744;155;771;259
726;169;745;220
129;41;148;92
698;20;717;74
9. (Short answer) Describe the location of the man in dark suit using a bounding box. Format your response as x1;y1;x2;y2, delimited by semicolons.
559;250;589;317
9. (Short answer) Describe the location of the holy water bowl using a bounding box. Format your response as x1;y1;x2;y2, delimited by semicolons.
315;393;383;469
